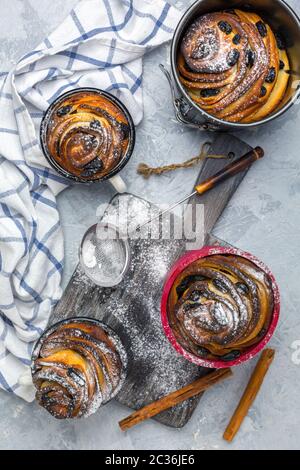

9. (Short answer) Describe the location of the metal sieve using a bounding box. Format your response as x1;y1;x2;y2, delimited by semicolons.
79;147;263;288
79;223;130;287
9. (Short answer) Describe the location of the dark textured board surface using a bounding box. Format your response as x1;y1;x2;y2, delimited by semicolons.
51;134;252;428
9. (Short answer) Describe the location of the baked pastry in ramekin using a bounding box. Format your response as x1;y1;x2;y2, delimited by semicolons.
161;246;280;368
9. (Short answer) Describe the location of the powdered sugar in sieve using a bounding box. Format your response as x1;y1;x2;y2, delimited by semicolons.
79;223;130;287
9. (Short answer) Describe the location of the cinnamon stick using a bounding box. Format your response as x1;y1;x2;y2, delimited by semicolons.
223;348;275;442
119;368;232;431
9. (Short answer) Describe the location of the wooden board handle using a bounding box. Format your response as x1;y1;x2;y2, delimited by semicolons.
195;147;264;195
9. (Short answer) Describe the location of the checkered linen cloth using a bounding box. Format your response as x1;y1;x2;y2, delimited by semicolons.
0;0;181;402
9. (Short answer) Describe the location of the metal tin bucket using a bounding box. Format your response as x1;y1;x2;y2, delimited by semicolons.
162;0;300;131
40;87;135;185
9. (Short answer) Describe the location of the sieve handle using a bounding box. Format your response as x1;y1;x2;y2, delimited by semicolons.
195;147;264;194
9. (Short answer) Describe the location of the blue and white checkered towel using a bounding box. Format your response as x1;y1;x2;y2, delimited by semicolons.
0;0;181;402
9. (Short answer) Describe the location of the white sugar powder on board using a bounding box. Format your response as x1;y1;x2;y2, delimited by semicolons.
82;239;97;268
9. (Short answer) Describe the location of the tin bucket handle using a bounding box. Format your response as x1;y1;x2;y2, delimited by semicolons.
159;64;220;132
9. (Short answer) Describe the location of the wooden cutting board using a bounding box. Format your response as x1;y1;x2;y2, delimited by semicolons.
50;134;252;428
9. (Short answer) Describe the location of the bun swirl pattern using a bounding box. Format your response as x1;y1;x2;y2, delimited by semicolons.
178;9;290;123
44;90;131;179
167;255;274;359
31;319;127;419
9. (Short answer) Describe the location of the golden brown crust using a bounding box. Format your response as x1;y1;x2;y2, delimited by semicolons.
178;9;289;123
45;91;130;180
167;255;274;359
32;320;126;419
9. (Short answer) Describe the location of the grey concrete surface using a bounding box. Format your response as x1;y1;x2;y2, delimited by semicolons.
0;0;300;450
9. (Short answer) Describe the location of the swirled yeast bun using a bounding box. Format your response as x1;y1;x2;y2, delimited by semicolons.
178;9;290;123
167;255;274;360
31;319;127;419
44;90;131;179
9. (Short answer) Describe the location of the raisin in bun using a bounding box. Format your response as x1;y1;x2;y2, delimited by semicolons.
178;9;290;123
31;319;127;419
167;254;274;359
43;90;131;180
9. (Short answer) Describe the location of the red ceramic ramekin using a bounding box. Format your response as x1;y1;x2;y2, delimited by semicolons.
161;246;280;368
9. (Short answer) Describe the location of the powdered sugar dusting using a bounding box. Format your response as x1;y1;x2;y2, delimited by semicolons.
31;318;128;419
84;194;207;404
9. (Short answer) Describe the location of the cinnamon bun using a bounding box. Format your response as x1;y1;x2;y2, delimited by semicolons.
167;254;274;360
42;90;132;180
178;9;290;123
31;318;127;419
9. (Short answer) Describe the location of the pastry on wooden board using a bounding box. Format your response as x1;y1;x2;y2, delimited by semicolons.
31;319;127;419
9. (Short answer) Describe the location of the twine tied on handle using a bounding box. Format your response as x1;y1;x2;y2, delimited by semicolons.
137;142;233;179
